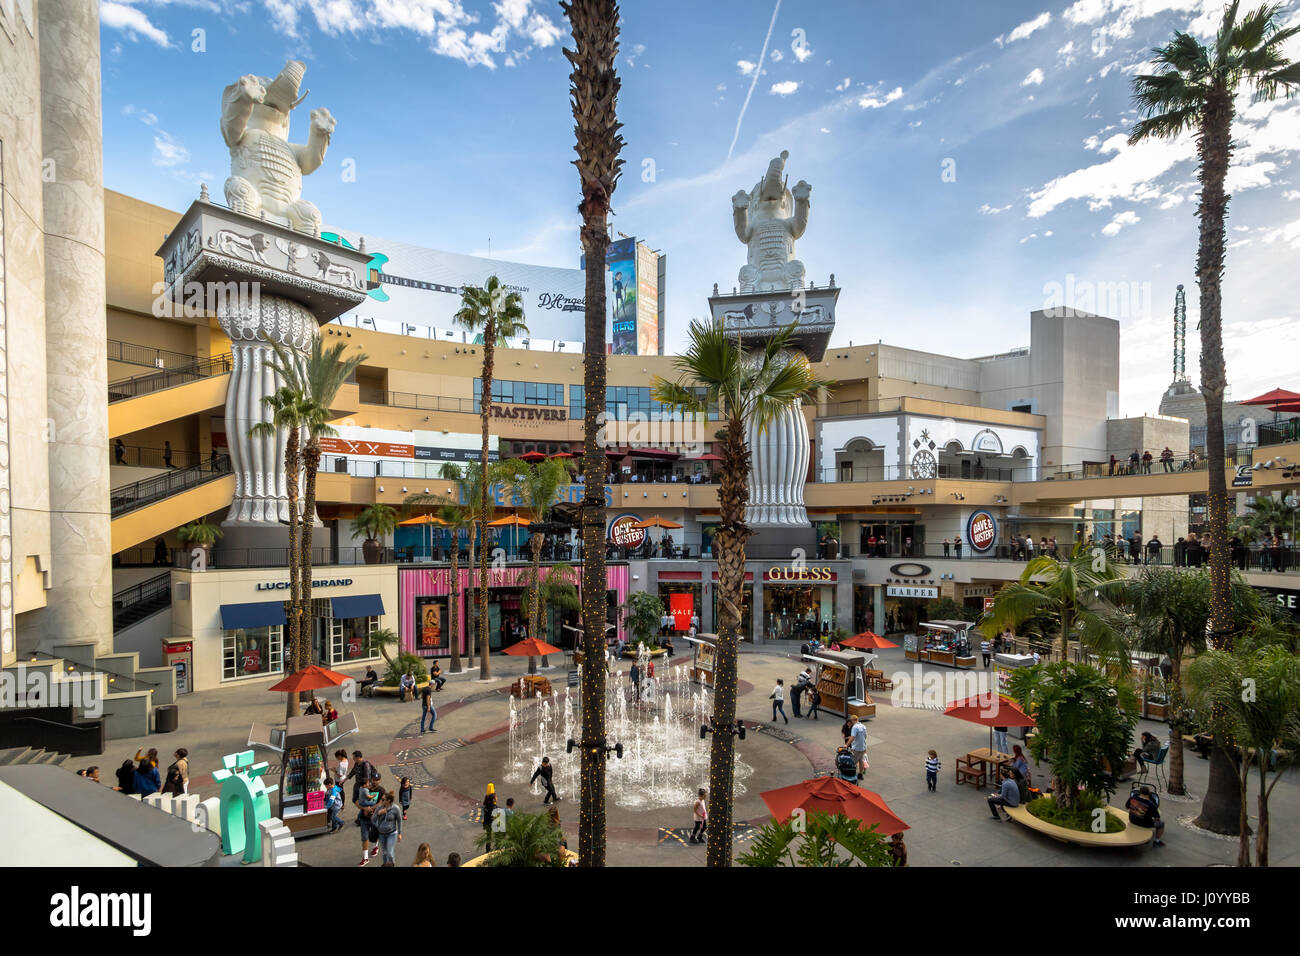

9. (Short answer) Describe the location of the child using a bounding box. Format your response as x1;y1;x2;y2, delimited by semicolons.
808;685;821;721
325;776;344;832
398;776;413;821
925;750;941;792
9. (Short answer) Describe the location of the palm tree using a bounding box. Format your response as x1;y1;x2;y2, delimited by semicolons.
1129;1;1300;833
1187;645;1300;866
562;0;626;869
505;456;570;674
519;562;581;662
981;543;1129;668
653;318;832;867
455;277;528;684
737;813;894;868
473;809;566;867
1244;493;1298;542
350;504;398;564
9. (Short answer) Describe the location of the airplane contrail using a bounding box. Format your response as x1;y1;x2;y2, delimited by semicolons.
726;0;783;160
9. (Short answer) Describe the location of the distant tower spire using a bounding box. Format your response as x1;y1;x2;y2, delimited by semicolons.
1173;283;1187;382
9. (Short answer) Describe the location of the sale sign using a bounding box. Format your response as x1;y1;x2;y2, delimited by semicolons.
669;592;694;632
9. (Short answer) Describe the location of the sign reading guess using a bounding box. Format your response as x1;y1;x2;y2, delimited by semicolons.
607;513;646;549
764;566;837;582
966;510;998;553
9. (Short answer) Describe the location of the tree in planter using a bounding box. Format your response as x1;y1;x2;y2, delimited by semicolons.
473;809;566;867
653;318;831;867
350;504;399;565
563;0;624;869
177;519;224;559
737;813;894;868
455;276;528;685
381;651;428;688
1187;645;1300;867
620;591;665;652
981;543;1129;668
1129;0;1300;835
1007;661;1138;812
504;456;570;673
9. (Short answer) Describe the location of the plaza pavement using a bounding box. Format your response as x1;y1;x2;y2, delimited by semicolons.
80;646;1299;867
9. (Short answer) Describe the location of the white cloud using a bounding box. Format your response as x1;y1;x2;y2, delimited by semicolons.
152;131;190;167
1083;135;1101;150
1283;190;1300;201
1028;132;1196;218
858;85;903;109
770;80;799;96
1057;40;1077;66
793;43;813;63
1064;0;1214;58
737;59;758;76
998;11;1052;46
100;2;172;47
770;48;784;62
819;127;830;134
979;203;1013;215
1101;209;1140;236
834;77;850;92
1260;218;1300;248
1021;68;1045;87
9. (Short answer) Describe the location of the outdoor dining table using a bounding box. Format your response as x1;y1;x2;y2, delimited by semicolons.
965;747;1014;780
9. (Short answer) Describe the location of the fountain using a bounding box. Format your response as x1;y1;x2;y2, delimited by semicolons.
506;645;753;810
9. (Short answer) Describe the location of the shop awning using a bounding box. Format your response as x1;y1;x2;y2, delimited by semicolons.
331;593;386;619
220;601;286;630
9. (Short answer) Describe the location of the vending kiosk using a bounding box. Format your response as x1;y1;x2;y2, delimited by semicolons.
248;712;359;837
162;640;193;695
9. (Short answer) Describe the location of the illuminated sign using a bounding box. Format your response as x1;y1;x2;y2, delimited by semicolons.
608;513;646;549
966;510;998;553
763;566;837;582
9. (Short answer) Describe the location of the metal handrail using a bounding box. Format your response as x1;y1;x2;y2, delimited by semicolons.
109;454;231;517
113;571;171;605
111;443;207;469
107;339;205;371
108;354;232;403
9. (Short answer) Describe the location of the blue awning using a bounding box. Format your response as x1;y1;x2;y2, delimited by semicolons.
331;594;385;619
220;601;286;630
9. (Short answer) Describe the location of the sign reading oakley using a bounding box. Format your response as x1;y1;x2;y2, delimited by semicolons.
966;510;998;553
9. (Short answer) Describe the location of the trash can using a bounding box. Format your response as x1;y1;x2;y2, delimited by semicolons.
155;704;179;734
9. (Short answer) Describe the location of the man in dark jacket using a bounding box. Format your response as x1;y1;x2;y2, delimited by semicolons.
346;750;375;804
530;756;560;804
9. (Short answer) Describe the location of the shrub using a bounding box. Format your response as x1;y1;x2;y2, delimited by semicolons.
1025;794;1125;834
382;652;428;687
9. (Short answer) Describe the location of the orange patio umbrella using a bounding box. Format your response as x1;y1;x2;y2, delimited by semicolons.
268;664;352;694
398;514;448;526
760;776;909;834
488;514;532;527
503;637;563;657
944;692;1036;755
633;515;683;529
840;631;898;650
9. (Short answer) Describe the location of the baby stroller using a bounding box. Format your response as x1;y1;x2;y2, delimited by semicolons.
835;746;859;785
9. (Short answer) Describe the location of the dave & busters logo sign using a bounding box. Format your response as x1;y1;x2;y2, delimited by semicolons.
607;513;646;550
966;510;998;553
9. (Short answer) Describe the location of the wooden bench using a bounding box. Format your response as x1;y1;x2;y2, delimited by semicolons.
1003;803;1154;848
955;756;987;789
371;680;429;699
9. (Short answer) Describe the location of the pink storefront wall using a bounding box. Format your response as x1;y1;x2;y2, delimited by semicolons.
398;564;630;654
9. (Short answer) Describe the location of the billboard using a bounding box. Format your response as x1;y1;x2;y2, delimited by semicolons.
608;236;637;354
320;225;587;341
636;243;660;356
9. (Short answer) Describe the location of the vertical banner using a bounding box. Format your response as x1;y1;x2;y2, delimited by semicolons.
607;236;637;355
636;242;659;356
670;592;694;632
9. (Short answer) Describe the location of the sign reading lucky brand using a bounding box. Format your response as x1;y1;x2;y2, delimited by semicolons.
607;513;646;549
966;510;998;553
256;578;354;591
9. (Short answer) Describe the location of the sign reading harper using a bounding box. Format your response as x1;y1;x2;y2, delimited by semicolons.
966;510;998;553
887;585;938;599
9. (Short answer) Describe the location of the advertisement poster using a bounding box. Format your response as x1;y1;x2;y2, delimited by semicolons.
415;596;447;652
608;236;637;355
695;641;715;672
670;592;694;632
636;243;659;355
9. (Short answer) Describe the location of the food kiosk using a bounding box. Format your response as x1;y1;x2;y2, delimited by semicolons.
248;712;359;837
907;620;979;669
684;633;718;687
802;649;876;719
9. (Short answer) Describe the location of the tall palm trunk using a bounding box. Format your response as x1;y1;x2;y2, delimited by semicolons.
707;418;752;867
478;326;496;682
467;527;478;667
448;532;462;674
283;427;302;721
1194;88;1241;836
528;533;543;675
1166;653;1186;796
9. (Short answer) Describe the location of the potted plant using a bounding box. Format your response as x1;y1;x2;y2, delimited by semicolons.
350;503;398;565
620;591;665;655
177;519;223;565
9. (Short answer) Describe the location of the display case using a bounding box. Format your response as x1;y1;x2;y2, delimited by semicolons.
248;713;359;838
909;620;979;668
685;633;718;687
803;649;876;719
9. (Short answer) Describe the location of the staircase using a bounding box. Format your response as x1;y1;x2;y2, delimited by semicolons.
113;572;172;631
0;746;71;768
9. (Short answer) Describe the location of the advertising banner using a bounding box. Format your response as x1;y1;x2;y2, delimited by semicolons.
669;592;694;631
608;237;637;355
636;243;659;356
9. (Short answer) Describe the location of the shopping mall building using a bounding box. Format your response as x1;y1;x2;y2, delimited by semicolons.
3;13;1296;713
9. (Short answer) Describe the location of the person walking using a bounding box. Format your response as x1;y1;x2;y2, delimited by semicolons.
849;715;868;777
398;776;413;820
333;750;350;806
163;441;176;468
770;679;788;724
325;776;344;832
354;778;380;865
373;791;403;865
925;750;940;792
114;439;126;464
979;638;991;667
481;784;499;852
346;750;374;805
630;662;642;701
412;843;435;867
419;679;438;734
789;675;806;718
530;756;560;804
690;788;708;844
163;748;189;796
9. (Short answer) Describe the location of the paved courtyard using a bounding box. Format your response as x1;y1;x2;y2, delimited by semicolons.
89;646;1299;867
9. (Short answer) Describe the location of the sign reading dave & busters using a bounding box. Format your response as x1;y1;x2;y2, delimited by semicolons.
607;513;646;550
966;510;998;554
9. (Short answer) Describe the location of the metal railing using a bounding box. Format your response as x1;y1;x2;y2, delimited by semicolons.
111;443;208;470
114;545;396;569
847;540;1298;572
107;338;205;371
108;354;232;403
817;463;1024;483
363;390;478;414
112;572;172;630
109;454;231;517
1259;419;1300;446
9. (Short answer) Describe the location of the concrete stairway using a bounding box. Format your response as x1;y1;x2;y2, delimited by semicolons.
0;746;71;768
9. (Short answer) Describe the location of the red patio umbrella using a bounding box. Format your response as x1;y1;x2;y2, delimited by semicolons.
1267;401;1300;414
518;451;547;462
840;631;899;650
1240;387;1300;406
944;692;1036;755
694;453;724;461
548;451;575;459
268;664;352;694
502;637;563;657
760;777;909;834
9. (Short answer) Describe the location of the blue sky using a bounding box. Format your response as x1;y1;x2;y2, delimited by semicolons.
100;0;1300;416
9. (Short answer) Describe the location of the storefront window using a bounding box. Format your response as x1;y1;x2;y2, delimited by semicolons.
332;616;378;663
657;583;701;630
763;584;835;642
223;626;283;680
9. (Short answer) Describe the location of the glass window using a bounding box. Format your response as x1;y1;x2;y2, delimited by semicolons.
763;584;834;643
331;615;378;663
222;625;283;680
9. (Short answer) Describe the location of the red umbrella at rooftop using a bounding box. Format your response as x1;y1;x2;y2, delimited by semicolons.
1240;387;1300;405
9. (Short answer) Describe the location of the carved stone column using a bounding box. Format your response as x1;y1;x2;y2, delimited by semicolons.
745;387;810;527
